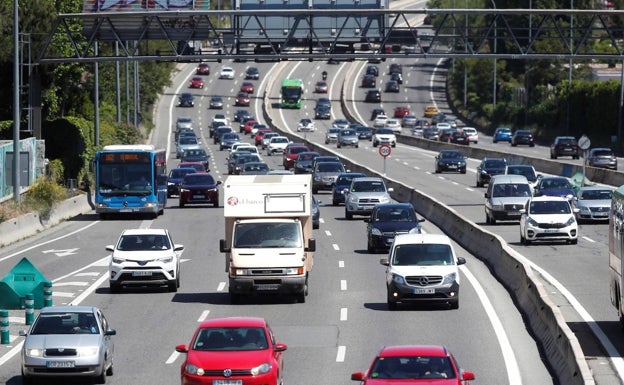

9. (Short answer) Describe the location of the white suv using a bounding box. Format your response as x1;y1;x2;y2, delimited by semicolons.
380;233;465;310
345;177;393;219
519;196;579;245
106;229;184;293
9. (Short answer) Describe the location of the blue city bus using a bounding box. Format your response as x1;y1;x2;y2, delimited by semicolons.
93;144;167;219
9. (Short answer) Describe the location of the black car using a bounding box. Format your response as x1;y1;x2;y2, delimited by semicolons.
315;97;332;110
476;157;508;187
331;172;367;206
365;203;425;253
390;72;403;84
294;151;320;174
234;109;252;123
385;80;400;93
511;129;535;147
245;67;260;80
370;108;386;120
366;65;379;76
209;120;225;138
550;136;579;159
312;196;321;230
361;74;377;88
315;105;331;119
389;63;403;75
449;131;470;145
180;148;210;171
213;126;233;144
434;149;467;173
178;93;195;107
355;125;373;140
365;89;381;103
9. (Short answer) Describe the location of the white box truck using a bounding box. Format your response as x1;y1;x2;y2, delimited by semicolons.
219;174;316;303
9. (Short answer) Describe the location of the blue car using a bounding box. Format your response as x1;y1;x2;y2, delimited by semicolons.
167;167;197;197
492;127;512;143
331;172;367;206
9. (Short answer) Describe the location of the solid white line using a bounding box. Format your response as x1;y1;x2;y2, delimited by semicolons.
460;266;522;385
52;292;75;298
53;282;90;287
582;236;595;243
198;310;210;322
340;308;348;321
70;273;109;306
333;244;340;251
0;221;100;263
340;280;347;291
336;346;346;362
166;351;180;364
75;272;101;277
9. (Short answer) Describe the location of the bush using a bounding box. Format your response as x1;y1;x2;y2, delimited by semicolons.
23;178;68;219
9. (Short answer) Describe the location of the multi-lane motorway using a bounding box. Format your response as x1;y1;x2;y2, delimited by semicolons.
2;6;624;385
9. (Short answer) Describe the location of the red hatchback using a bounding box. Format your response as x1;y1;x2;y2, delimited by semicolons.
240;82;255;94
176;317;287;385
282;144;310;170
196;63;210;75
235;92;251;106
189;77;204;89
394;106;410;118
255;129;272;146
351;345;475;384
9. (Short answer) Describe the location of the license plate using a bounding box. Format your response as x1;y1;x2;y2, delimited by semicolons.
255;284;279;291
214;380;242;385
595;213;608;217
47;361;75;368
448;165;457;169
544;229;558;233
414;288;435;294
193;194;205;199
119;209;132;213
132;271;152;276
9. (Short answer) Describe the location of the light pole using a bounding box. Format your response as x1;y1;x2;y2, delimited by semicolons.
491;0;497;107
13;0;20;202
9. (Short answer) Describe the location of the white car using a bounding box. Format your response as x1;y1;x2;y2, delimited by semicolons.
106;228;184;293
219;66;235;79
519;196;579;245
266;136;291;155
332;119;350;130
372;127;397;147
385;119;402;134
230;142;255;153
262;132;280;149
380;233;465;310
374;114;389;127
462;127;478;143
297;118;316;132
212;114;229;126
435;122;451;130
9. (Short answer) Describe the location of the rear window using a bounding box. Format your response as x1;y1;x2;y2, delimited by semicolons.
592;149;613;156
558;138;576;145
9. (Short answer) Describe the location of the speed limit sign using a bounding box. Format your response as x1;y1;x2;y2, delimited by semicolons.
379;144;392;158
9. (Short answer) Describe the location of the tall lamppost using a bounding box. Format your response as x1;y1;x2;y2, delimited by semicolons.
491;0;497;107
13;0;20;202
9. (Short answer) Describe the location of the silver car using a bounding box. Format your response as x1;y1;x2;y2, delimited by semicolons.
176;136;201;158
345;177;393;219
325;128;341;144
20;306;116;385
337;129;360;148
312;161;345;193
574;186;614;222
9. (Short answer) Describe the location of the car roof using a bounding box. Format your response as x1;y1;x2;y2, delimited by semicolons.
198;316;267;329
373;202;414;210
121;228;168;236
490;174;529;184
529;195;569;202
392;233;452;246
40;305;97;314
578;185;614;192
378;345;449;358
352;177;384;182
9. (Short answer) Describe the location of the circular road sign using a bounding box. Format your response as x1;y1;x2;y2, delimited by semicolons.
578;134;591;150
379;144;391;158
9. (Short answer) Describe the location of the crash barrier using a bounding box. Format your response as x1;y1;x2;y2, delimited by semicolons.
0;257;52;310
0;310;8;344
260;79;594;384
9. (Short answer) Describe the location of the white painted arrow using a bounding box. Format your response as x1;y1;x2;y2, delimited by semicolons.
42;248;79;257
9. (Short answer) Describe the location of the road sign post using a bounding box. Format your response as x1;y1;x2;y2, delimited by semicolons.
379;144;391;175
578;134;591;187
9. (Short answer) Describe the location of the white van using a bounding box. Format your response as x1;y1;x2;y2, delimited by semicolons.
484;174;532;225
380;233;465;310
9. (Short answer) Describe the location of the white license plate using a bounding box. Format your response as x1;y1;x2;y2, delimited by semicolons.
214;381;242;385
543;229;558;233
47;361;75;368
414;288;435;294
193;194;205;199
119;209;133;213
448;165;457;168
595;213;608;217
255;284;279;291
132;271;153;276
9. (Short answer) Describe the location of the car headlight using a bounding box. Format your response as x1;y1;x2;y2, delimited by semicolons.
185;363;204;375
168;182;175;186
314;175;321;181
527;217;539;227
180;188;190;193
157;255;174;263
251;362;272;376
579;206;591;214
492;203;504;210
391;273;406;285
565;216;576;226
371;228;382;236
112;255;126;264
442;272;457;285
25;348;44;357
77;347;99;357
347;195;358;203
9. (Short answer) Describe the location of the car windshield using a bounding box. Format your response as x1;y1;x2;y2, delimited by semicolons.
580;189;613;200
375;208;415;222
179;137;198;145
492;183;532;198
370;356;455;380
117;234;171;251
31;312;100;335
529;200;572;214
234;222;302;248
376;129;393;135
540;178;572;189
592;149;613;156
507;166;536;181
391;243;453;266
337;175;364;185
485;159;505;168
317;163;344;172
184;174;216;185
440;151;461;159
193;327;268;351
341;130;356;136
184;149;206;157
272;138;288;144
351;181;386;192
170;169;195;178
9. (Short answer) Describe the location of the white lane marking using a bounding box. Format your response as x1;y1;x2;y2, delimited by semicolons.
333;244;340;251
198;310;210;322
460;266;521;385
166;351;180;365
75;272;101;277
69;272;109;306
336;346;346;362
325;230;332;236
52;292;75;298
217;282;226;291
340;308;348;321
582;236;595;243
167;68;197;158
0;221;100;263
340;280;347;291
429;58;447;107
339;261;344;268
53;282;89;287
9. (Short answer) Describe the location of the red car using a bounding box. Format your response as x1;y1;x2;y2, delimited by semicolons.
244;119;259;135
178;161;207;173
175;317;287;385
196;63;210;75
282;144;310;170
255;129;272;146
178;173;221;208
189;77;204;89
394;106;410;118
240;82;255;94
235;92;251;106
351;345;475;384
315;80;328;93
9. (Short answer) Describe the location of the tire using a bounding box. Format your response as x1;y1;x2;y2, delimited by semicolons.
332;199;339;206
387;291;397;311
230;292;240;305
337;143;341;148
168;279;178;292
449;298;459;309
179;201;185;208
345;210;353;220
434;168;440;173
367;240;375;253
296;291;306;303
312;187;318;194
109;282;121;294
106;361;114;376
96;368;107;384
214;200;219;208
373;142;378;147
571;239;578;245
392;143;396;148
22;371;34;385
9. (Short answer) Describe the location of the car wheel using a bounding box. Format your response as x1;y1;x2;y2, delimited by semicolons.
176;271;181;288
391;143;396;148
345;210;353;220
312;187;318;194
109;282;121;294
449;298;459;309
168;279;178;292
367;241;376;254
332;199;339;206
214;200;219;208
296;291;306;303
493;139;497;143
22;370;34;385
179;201;185;208
489;215;496;225
571;239;578;245
230;292;240;305
434;167;440;173
106;360;114;376
373;142;378;147
387;291;397;311
476;179;482;188
96;368;107;384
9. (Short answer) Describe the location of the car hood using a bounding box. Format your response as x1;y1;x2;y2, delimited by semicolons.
576;199;611;209
391;265;457;276
438;158;465;164
350;192;390;199
113;249;176;261
183;156;209;163
528;213;574;224
482;167;506;174
168;177;184;184
490;196;530;206
187;349;273;369
360;378;460;385
25;334;103;349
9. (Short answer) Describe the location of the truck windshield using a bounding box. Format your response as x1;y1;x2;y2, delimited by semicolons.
234;222;302;248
